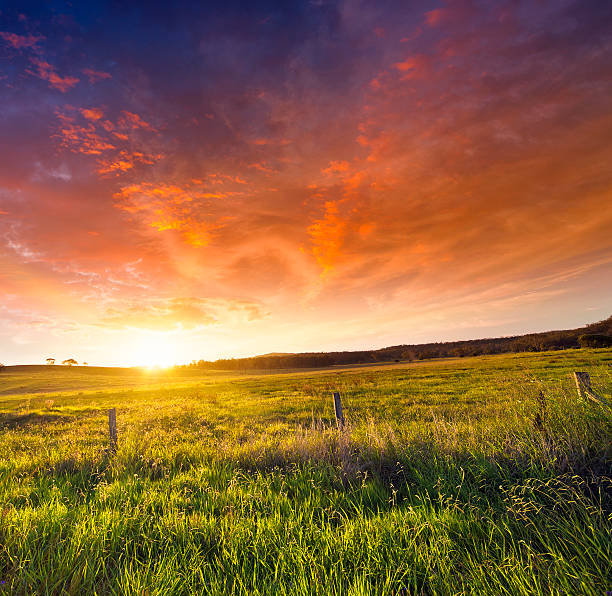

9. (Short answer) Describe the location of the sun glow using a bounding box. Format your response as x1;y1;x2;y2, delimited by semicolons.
129;335;178;369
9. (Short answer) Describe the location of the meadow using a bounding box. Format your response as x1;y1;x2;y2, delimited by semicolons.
0;349;610;595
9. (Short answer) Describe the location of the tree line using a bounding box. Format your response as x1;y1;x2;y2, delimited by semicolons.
178;316;612;371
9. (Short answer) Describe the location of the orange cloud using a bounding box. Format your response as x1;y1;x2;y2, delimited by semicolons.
322;160;350;175
55;108;162;172
80;107;104;121
308;201;347;274
101;297;217;330
343;171;365;192
250;136;290;146
118;111;155;131
99;297;267;331
115;182;226;204
55;111;115;155
248;162;276;174
358;222;375;237
151;217;212;247
113;181;233;247
97;151;160;175
27;57;79;92
207;173;248;185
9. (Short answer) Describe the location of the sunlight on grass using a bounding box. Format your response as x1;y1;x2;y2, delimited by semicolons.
0;349;610;594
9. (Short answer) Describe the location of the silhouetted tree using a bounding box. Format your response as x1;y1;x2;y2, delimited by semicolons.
178;315;612;370
46;358;55;365
62;358;78;366
578;334;612;348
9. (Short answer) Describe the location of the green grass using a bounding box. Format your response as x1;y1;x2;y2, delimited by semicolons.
0;349;611;595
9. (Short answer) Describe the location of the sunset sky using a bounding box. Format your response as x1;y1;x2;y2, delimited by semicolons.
1;0;611;367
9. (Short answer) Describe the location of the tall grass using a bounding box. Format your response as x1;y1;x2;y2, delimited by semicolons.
0;349;610;594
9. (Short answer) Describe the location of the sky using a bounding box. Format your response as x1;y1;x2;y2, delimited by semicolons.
1;0;612;367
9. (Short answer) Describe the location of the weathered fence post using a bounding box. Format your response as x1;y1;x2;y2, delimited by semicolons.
573;372;591;399
573;372;609;406
108;408;118;452
534;390;546;432
332;392;345;429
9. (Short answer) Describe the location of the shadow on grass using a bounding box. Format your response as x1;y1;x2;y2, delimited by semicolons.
0;412;74;428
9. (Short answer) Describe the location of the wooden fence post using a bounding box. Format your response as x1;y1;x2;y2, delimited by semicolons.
573;372;609;406
573;371;591;399
533;390;546;432
108;408;118;452
332;392;345;429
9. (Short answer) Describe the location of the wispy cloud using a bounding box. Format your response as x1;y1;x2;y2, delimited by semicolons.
27;57;79;92
100;296;268;331
54;107;162;173
82;68;112;83
113;181;239;247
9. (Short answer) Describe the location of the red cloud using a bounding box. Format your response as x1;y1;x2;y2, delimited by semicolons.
55;108;162;172
118;111;155;131
82;68;112;83
425;9;447;26
0;31;44;50
394;55;429;80
27;57;79;92
55;111;115;155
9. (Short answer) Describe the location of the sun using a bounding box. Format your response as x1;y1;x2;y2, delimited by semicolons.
130;335;177;369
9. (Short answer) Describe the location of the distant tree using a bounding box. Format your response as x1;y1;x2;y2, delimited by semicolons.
82;362;88;366
62;358;78;366
46;358;55;365
0;363;5;372
578;334;612;348
401;349;416;361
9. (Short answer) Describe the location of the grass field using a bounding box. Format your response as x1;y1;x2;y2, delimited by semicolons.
0;349;611;595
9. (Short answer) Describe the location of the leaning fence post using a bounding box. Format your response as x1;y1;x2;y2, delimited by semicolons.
574;371;591;399
573;372;609;406
108;408;118;452
332;392;345;429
